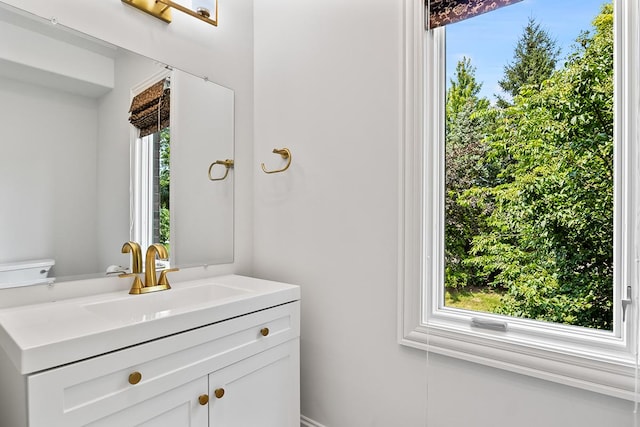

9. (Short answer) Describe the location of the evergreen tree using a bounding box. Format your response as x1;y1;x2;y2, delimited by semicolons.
445;58;492;289
497;17;560;107
446;57;488;131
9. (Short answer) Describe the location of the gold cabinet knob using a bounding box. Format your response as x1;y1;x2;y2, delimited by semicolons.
260;327;270;337
214;388;225;399
198;394;209;405
128;371;142;385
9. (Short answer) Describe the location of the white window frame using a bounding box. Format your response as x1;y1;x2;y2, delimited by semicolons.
131;132;155;252
399;0;640;400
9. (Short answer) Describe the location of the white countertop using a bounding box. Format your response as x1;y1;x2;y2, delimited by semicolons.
0;274;300;374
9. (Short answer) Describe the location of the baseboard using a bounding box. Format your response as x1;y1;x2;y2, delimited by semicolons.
301;414;327;427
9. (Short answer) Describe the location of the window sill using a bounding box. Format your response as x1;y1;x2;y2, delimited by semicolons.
400;321;636;400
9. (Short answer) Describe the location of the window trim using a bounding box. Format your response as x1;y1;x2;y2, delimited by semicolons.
131;132;155;251
398;0;640;400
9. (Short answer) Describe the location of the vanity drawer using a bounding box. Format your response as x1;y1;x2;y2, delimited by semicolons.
27;301;300;427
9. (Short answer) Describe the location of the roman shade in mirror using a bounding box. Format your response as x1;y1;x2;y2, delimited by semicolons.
427;0;524;29
128;78;171;138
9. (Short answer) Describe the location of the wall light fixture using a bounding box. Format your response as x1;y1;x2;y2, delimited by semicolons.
122;0;218;27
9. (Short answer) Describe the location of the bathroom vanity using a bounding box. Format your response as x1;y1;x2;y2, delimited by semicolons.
0;275;300;426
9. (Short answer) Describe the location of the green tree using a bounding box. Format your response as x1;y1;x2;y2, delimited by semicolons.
446;57;489;131
464;4;614;329
445;58;493;288
497;17;560;107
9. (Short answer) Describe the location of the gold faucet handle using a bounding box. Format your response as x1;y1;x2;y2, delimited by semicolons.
120;273;145;294
158;268;179;287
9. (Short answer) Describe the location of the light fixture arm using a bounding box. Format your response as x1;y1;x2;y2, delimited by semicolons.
122;0;218;27
156;0;218;26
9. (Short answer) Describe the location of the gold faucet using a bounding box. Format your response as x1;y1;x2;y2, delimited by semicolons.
140;243;178;293
120;242;178;294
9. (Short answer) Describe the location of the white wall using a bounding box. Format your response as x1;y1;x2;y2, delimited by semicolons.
253;0;635;426
0;77;99;277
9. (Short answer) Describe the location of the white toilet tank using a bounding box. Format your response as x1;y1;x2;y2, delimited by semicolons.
0;259;55;289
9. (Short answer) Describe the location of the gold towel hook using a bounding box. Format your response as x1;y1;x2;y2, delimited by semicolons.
261;148;292;174
208;159;234;181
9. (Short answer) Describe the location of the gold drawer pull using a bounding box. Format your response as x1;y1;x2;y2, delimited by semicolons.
198;394;209;405
214;388;225;399
260;327;270;337
128;371;142;385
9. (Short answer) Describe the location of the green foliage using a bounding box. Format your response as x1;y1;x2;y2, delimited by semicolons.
159;127;170;210
446;57;489;129
444;58;494;288
445;4;614;329
159;127;170;246
159;206;170;246
497;18;561;107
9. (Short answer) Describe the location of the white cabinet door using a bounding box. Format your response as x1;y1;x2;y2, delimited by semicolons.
208;339;300;427
87;377;209;427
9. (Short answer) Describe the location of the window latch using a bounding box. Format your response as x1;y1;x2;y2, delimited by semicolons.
471;317;508;332
622;285;632;322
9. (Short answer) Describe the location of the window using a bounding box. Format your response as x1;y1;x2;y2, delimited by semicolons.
132;129;171;256
129;73;172;267
399;0;640;399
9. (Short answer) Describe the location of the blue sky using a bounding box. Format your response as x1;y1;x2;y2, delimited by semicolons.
445;0;610;101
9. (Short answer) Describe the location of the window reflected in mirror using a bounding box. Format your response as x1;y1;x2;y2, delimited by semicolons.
132;127;171;270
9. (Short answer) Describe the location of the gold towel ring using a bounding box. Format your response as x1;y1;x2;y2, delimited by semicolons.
261;148;291;174
208;159;234;181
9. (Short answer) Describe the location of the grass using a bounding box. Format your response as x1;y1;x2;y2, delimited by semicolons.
445;287;504;313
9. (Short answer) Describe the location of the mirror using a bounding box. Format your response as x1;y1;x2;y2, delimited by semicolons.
0;4;234;285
